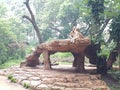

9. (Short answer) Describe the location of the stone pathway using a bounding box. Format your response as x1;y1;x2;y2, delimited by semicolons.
0;76;27;90
0;65;110;90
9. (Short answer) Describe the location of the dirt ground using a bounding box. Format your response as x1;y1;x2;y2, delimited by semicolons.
0;64;119;90
0;76;27;90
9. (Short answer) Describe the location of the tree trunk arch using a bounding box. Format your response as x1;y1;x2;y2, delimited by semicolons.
20;37;90;72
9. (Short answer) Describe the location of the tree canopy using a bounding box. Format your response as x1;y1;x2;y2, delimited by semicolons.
0;0;120;64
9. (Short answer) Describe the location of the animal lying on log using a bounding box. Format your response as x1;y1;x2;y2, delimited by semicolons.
20;26;91;72
69;26;84;43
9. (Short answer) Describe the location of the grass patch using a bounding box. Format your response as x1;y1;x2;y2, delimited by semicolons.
0;59;24;69
8;74;17;83
50;52;72;58
8;74;13;80
23;83;30;89
59;61;72;65
11;78;17;83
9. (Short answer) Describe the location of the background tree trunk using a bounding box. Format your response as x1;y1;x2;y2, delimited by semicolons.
23;0;43;44
107;43;120;69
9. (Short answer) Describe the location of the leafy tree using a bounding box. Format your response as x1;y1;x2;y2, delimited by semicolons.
0;19;16;64
34;0;65;40
0;0;29;62
0;2;7;18
107;14;120;69
57;0;79;38
0;19;16;44
88;0;104;25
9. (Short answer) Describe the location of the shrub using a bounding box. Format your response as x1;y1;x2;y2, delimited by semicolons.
8;74;17;83
23;83;30;89
11;78;17;83
8;74;13;80
98;41;116;58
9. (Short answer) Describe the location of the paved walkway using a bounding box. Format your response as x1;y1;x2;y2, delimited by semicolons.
0;76;27;90
0;65;110;90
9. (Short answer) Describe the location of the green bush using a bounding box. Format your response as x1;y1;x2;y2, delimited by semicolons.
98;41;116;58
8;74;17;83
11;78;17;83
8;74;13;80
23;83;30;89
25;46;34;54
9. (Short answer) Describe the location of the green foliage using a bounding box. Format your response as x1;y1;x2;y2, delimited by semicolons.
59;61;72;65
0;59;24;69
57;0;80;38
11;78;17;83
0;18;26;64
95;88;102;90
51;52;72;59
0;19;16;64
104;0;120;18
8;74;17;83
25;46;34;54
110;15;120;42
98;41;116;58
87;0;105;24
0;2;7;18
42;29;53;41
0;1;28;64
58;0;79;23
34;0;82;40
34;0;64;40
0;19;16;44
23;83;30;89
8;74;13;80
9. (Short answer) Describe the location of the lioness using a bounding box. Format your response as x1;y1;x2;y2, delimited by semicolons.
69;26;84;44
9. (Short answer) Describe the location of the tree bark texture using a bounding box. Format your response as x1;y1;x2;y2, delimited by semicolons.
73;53;85;72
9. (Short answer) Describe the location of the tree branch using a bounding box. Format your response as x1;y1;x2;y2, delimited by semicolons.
24;0;35;21
23;0;29;4
23;15;32;23
23;0;43;43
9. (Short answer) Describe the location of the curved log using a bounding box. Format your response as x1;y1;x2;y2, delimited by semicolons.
21;38;90;72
